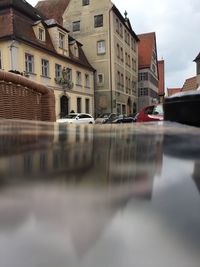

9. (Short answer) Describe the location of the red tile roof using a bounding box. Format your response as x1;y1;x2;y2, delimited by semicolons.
36;0;70;25
158;60;165;96
167;88;182;97
138;32;157;69
182;76;197;91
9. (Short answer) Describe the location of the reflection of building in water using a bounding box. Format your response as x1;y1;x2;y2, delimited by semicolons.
0;122;163;199
0;123;94;183
92;127;163;199
0;122;165;261
193;162;200;194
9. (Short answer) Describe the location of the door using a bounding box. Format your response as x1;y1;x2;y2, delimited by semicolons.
60;95;69;118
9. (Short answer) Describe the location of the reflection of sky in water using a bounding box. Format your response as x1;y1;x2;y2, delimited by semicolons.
0;122;200;267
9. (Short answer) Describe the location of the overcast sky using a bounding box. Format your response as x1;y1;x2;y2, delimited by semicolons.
27;0;200;89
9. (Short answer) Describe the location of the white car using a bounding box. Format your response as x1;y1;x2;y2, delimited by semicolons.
57;113;95;124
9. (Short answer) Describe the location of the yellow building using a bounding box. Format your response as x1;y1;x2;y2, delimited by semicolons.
36;0;139;116
0;0;95;118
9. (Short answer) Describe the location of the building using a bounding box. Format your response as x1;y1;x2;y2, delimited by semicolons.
167;88;181;97
158;60;165;103
138;32;159;111
194;52;200;87
182;76;197;92
37;0;139;116
0;0;95;119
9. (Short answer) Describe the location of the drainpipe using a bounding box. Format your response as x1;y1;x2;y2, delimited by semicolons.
109;8;113;113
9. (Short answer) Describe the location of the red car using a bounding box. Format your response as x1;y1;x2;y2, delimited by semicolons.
136;104;164;122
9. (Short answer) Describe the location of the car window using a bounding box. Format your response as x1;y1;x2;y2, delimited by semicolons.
110;114;117;119
78;114;86;119
144;106;154;115
98;113;110;118
153;105;163;115
84;115;92;118
65;114;77;119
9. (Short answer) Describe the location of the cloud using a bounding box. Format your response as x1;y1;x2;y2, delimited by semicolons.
113;0;200;87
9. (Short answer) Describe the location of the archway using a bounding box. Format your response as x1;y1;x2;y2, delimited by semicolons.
60;95;69;118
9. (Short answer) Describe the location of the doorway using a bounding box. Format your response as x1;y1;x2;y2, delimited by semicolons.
60;95;69;118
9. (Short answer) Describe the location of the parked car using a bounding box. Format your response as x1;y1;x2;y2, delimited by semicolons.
136;104;164;122
111;115;136;124
57;113;94;124
95;113;117;124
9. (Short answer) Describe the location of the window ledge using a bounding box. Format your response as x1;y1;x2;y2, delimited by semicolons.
40;75;51;79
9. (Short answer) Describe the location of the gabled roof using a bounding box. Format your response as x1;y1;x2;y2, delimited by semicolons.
111;5;139;42
36;0;70;25
182;76;197;91
158;60;165;96
167;88;181;97
138;32;157;69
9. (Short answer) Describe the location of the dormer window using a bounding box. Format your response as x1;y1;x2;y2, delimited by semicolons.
59;32;65;49
38;28;45;41
74;46;78;57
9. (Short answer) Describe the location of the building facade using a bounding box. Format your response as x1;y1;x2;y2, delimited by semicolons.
194;52;200;88
37;0;139;116
0;0;95;119
138;32;159;111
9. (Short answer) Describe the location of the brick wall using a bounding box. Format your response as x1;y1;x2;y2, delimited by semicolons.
0;71;56;122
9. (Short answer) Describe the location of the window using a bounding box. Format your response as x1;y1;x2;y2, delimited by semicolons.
74;46;78;57
59;32;65;49
97;40;105;54
132;58;136;71
121;47;123;61
85;74;89;87
125;52;127;65
77;97;82;113
127;33;130;45
121;74;124;87
125;30;127;43
94;14;103;28
139;72;148;81
97;73;104;84
38;28;45;41
117;71;120;85
41;59;49;77
120;23;123;37
132;80;136;94
55;64;61;78
139;88;149;96
0;50;2;69
152;63;156;73
25;53;34;73
128;55;130;66
76;71;82;85
73;21;80;32
116;18;119;33
117;44;120;58
85;98;90;113
82;0;89;5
